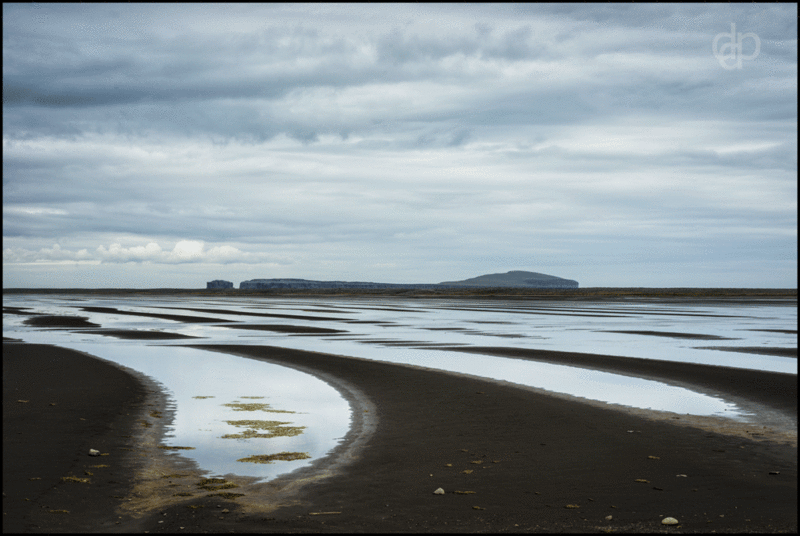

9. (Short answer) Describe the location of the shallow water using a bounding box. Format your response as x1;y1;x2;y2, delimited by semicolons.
3;294;796;482
4;330;350;483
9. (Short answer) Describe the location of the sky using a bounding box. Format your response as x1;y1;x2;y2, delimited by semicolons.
3;3;797;289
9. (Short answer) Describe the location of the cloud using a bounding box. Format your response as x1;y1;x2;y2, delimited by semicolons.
5;3;791;143
2;4;796;288
3;244;95;265
96;242;164;263
3;240;264;266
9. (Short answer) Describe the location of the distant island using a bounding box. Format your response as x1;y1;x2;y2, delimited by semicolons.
209;271;578;290
440;270;579;289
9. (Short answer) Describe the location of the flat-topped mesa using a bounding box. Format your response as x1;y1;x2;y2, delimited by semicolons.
237;271;578;290
439;270;579;289
238;279;442;290
207;280;234;289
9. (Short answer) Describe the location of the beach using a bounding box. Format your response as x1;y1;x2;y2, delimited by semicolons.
3;333;796;533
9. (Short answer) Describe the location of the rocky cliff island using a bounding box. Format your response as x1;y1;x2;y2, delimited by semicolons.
206;280;234;289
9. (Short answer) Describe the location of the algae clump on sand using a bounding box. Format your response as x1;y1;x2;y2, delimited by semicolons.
196;478;239;491
61;476;90;484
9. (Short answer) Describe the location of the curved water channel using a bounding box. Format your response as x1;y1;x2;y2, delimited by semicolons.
3;294;796;484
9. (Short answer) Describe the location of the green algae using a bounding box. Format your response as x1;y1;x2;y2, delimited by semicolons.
207;492;245;499
236;452;311;464
61;476;90;484
196;478;238;491
221;419;305;439
222;401;296;414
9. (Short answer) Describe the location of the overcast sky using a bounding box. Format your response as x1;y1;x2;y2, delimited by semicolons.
3;3;797;289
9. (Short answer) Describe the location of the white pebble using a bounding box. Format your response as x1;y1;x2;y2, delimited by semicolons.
662;516;679;525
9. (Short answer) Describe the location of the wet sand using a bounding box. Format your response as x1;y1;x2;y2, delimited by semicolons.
3;337;796;533
23;315;100;328
426;346;797;418
601;330;735;340
81;330;202;340
697;346;797;358
78;306;234;324
3;343;151;532
221;324;347;334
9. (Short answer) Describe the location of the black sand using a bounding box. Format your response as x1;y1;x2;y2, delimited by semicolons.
3;343;150;532
3;340;796;533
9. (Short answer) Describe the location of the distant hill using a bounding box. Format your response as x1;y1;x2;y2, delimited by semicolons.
237;271;578;290
238;278;442;290
439;270;579;289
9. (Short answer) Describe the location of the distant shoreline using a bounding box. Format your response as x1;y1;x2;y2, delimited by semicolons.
2;287;797;300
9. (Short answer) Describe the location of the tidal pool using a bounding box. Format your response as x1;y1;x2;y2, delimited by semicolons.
1;321;351;483
4;294;796;444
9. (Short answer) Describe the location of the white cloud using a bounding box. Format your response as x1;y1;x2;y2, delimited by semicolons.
96;242;164;263
4;240;259;266
166;240;204;263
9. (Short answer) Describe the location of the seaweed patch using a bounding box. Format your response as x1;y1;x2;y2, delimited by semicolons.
207;492;245;499
196;478;240;492
222;401;296;413
221;419;305;439
237;452;311;464
61;476;90;484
